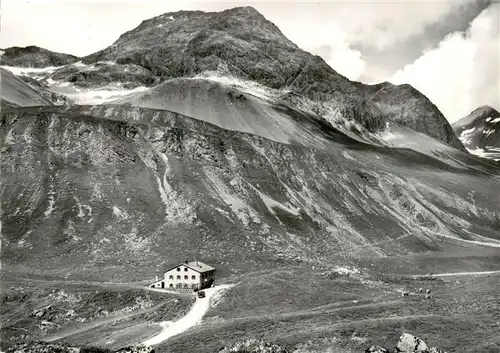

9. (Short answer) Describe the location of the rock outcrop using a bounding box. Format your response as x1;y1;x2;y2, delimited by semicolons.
396;333;429;352
115;344;155;353
366;333;448;353
218;339;289;353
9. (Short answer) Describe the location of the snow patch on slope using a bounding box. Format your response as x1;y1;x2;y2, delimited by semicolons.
53;85;148;105
44;176;56;217
458;127;476;146
1;65;62;76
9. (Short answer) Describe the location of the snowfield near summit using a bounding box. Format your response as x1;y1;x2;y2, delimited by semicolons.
1;64;63;77
51;84;149;105
1;62;150;105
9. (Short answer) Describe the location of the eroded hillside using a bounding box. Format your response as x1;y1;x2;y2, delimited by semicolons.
2;104;499;280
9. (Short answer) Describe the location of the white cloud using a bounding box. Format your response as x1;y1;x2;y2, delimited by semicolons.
330;1;460;50
281;23;366;80
390;3;500;123
265;1;459;80
325;44;365;81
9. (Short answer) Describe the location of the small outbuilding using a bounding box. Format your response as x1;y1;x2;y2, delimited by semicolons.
149;260;215;291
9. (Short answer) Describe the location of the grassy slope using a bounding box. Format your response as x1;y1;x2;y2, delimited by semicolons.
158;269;499;353
0;278;193;351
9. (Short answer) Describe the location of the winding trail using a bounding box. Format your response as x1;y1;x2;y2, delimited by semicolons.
142;284;233;346
415;270;500;277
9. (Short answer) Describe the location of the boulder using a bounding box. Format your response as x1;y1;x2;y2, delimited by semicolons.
365;346;389;353
396;333;428;352
115;344;155;353
218;339;289;353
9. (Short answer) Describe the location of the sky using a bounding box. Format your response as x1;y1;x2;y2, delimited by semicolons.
1;0;499;122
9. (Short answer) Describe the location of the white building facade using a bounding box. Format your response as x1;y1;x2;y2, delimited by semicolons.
149;261;215;290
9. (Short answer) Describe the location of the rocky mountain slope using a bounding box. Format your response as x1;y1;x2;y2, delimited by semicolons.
0;68;72;107
2;103;499;281
1;6;460;151
1;68;52;107
0;45;78;68
1;6;498;282
357;82;465;151
452;106;500;161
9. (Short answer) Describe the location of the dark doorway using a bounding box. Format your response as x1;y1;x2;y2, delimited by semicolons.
161;281;165;289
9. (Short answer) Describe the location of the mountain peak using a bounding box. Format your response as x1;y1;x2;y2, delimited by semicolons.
221;5;262;16
83;6;351;96
468;105;499;117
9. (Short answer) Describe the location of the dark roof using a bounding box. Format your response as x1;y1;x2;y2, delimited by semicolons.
164;261;215;274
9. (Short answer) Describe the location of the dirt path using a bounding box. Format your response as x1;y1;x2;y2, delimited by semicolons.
142;284;233;346
1;277;191;297
428;230;500;248
417;270;500;277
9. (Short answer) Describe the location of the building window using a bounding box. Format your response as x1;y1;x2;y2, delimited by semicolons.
191;275;196;280
184;267;188;271
177;275;181;280
169;275;173;279
169;283;173;288
184;275;188;280
177;268;181;271
183;283;188;288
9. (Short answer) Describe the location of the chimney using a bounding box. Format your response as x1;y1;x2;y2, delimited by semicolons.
155;275;158;281
185;259;188;264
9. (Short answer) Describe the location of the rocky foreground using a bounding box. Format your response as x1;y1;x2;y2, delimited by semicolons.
5;342;155;353
4;334;447;353
217;334;447;353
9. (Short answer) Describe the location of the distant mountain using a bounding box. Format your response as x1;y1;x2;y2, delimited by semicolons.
0;45;78;68
453;105;500;161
